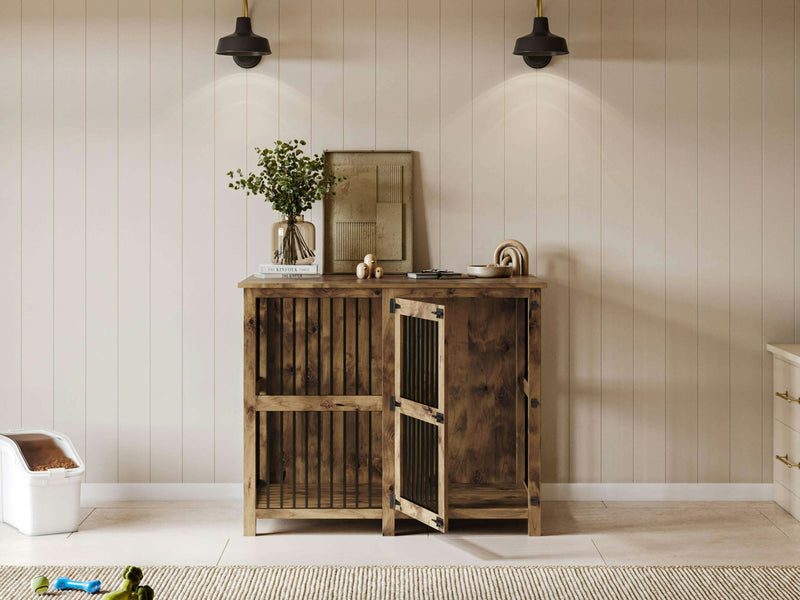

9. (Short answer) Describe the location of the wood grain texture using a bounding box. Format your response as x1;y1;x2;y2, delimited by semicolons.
528;290;542;535
243;289;258;535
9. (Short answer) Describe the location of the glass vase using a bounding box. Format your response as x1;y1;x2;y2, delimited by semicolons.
271;214;316;265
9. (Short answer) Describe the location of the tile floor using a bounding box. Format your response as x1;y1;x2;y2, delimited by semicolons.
1;501;800;566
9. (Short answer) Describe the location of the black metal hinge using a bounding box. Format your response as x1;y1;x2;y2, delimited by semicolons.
390;396;401;411
530;397;540;409
530;299;540;313
432;307;444;319
434;411;444;424
433;516;444;529
390;298;400;313
530;496;540;506
390;493;401;508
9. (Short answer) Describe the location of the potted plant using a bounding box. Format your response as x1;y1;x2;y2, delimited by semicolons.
227;139;342;265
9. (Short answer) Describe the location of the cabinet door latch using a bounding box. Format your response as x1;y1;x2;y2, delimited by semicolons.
530;299;540;313
530;397;540;409
530;496;540;506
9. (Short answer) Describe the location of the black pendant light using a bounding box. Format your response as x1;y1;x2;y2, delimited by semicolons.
216;0;271;69
513;0;569;69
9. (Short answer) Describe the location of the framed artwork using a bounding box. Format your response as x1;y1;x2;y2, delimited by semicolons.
323;151;413;274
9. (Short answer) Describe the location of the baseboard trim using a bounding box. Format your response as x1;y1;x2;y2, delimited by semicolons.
81;483;774;504
81;483;242;504
542;483;774;502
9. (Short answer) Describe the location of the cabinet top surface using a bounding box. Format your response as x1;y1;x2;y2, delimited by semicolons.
768;344;800;366
238;274;547;290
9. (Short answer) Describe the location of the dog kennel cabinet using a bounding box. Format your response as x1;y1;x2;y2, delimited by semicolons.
239;274;545;536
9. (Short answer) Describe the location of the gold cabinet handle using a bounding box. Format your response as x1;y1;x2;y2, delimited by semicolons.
776;390;800;404
776;454;800;468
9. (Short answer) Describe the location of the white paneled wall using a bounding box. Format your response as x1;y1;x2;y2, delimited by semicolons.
0;0;797;484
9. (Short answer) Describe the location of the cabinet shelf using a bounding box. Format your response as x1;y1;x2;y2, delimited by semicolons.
449;483;528;518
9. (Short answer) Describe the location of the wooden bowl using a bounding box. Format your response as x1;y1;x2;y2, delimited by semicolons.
466;264;514;278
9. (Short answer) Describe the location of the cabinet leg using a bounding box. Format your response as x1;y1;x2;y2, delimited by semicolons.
382;506;396;536
527;504;541;536
244;514;257;536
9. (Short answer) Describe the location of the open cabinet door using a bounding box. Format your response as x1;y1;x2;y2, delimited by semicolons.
391;298;447;532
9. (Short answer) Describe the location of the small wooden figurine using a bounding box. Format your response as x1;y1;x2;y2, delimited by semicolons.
356;254;382;279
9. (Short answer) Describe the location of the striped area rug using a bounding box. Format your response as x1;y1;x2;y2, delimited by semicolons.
1;565;799;600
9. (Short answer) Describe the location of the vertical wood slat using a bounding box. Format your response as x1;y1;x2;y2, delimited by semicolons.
600;0;634;484
307;299;320;494
729;0;763;483
243;289;257;535
21;0;55;432
85;0;120;484
53;0;87;463
0;0;22;433
320;298;333;494
282;299;295;506
528;290;542;536
665;0;699;483
382;291;397;535
632;0;666;483
697;0;731;482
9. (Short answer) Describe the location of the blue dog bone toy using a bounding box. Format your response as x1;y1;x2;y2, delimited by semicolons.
54;577;102;594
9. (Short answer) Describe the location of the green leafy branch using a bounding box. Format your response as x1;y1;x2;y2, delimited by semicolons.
226;139;343;217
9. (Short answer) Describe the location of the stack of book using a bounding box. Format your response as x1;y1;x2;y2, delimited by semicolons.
255;264;319;278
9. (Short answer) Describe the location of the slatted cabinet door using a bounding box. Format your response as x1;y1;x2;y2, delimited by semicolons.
392;298;448;532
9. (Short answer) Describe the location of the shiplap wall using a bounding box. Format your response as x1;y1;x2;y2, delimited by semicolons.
0;0;796;485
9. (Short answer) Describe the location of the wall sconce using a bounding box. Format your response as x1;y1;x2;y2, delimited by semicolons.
513;0;569;69
216;0;271;69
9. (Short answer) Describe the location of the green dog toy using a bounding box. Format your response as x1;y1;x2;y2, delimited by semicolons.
102;567;153;600
30;575;49;595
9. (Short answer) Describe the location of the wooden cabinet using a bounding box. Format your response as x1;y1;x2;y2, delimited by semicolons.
240;275;546;536
768;344;800;520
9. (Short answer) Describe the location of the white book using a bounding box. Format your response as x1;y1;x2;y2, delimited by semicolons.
258;263;319;275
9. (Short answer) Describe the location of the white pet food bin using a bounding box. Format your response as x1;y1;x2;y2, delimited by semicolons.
0;429;85;535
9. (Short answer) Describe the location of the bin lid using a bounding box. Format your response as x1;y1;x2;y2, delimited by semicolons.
0;429;85;475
